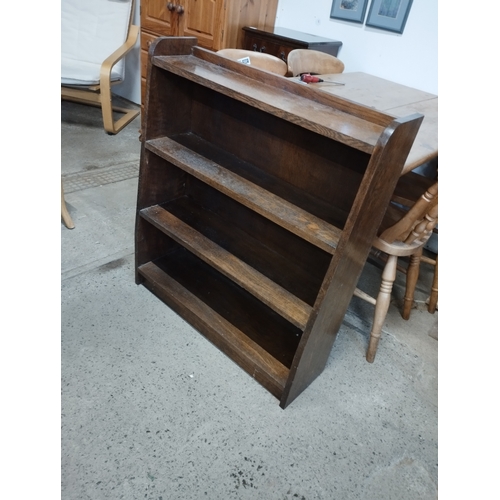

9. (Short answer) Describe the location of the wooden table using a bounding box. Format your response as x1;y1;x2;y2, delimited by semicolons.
292;72;438;175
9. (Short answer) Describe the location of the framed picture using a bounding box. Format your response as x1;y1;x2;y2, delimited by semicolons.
366;0;413;34
330;0;369;24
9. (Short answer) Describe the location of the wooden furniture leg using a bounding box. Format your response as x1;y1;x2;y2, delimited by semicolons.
427;254;438;313
402;247;422;320
366;255;398;363
61;181;75;229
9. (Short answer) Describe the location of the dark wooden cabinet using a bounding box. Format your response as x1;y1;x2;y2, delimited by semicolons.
136;37;422;408
242;26;343;62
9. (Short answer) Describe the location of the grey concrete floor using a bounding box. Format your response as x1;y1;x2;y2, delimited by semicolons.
61;98;438;500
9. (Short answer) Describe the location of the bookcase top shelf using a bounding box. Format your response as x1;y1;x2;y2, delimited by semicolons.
149;44;398;154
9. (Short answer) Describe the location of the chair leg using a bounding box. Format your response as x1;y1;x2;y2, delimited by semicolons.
402;248;422;320
366;255;397;363
428;254;438;313
100;83;139;135
61;181;75;229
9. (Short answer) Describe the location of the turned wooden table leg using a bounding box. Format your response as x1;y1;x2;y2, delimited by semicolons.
427;254;438;313
61;181;75;229
366;254;397;363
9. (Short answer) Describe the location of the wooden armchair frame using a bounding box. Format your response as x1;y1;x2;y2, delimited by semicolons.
61;0;140;134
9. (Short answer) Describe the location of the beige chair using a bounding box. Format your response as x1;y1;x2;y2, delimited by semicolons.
287;49;345;77
61;0;140;134
353;181;438;362
216;49;288;76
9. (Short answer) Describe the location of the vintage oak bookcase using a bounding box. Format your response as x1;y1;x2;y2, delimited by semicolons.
135;37;423;409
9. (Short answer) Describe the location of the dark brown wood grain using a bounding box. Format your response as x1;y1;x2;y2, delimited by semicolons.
140;205;312;329
280;113;423;407
138;260;290;398
152;53;388;152
135;37;423;408
145;137;342;253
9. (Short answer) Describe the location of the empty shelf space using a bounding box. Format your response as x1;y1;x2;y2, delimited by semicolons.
138;244;302;362
159;193;329;307
140;205;313;330
138;260;290;399
146;136;342;254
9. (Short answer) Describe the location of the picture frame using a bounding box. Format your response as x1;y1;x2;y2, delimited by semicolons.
365;0;413;34
330;0;369;24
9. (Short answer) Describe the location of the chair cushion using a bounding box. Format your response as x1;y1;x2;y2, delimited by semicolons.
61;58;123;86
61;0;132;85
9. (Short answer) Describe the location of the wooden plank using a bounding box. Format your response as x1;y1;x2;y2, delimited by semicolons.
164;193;328;306
138;261;289;398
280;113;424;409
146;137;342;254
141;205;312;330
151;53;388;153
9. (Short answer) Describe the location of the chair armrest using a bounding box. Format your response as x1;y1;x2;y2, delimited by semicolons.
99;24;140;86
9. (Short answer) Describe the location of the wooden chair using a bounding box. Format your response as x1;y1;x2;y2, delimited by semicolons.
286;49;345;77
391;172;438;316
61;0;140;134
216;49;288;76
353;181;438;362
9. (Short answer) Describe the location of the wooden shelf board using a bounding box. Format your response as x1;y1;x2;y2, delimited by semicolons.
146;136;342;254
138;259;292;398
140;205;312;330
160;194;329;306
152;53;388;153
172;133;353;231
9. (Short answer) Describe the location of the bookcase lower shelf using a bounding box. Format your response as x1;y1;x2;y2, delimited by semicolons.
138;258;292;399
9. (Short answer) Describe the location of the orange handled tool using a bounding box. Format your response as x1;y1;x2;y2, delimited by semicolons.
300;74;324;83
300;73;345;85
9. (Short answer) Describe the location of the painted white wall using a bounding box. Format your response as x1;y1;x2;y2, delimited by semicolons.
275;0;437;94
114;0;437;103
114;0;141;104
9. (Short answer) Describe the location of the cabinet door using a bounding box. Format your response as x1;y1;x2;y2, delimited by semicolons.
142;0;176;36
180;0;225;51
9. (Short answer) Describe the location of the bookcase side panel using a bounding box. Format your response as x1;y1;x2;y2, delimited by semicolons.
280;115;424;408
